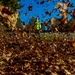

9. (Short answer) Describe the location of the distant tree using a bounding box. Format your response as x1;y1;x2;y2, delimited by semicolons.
50;18;59;32
29;17;36;26
57;18;75;32
16;18;23;27
67;18;75;32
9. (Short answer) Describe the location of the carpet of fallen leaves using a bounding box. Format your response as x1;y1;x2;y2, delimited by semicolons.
0;28;75;75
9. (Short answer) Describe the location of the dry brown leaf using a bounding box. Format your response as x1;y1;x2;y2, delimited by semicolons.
0;70;5;74
13;65;18;72
64;69;71;75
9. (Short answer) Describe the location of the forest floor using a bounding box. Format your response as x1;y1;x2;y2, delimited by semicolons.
0;29;75;75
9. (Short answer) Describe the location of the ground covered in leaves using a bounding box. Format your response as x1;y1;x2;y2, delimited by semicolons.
0;28;75;75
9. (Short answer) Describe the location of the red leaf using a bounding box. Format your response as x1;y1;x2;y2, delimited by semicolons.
28;6;33;11
40;1;45;4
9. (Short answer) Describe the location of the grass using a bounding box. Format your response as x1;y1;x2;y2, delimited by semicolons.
40;32;68;41
41;33;54;41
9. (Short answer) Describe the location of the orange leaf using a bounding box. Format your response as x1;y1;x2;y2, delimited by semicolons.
72;42;75;48
13;65;17;72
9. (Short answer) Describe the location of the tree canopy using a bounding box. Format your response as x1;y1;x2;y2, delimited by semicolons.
0;0;24;12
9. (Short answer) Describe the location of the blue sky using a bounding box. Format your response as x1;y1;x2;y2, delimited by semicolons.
19;0;75;24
